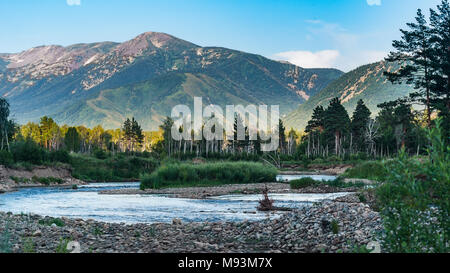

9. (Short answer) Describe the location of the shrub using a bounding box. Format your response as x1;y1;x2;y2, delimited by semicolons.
0;150;13;166
32;176;64;185
10;140;45;165
376;119;449;253
38;217;65;227
94;149;108;160
343;161;387;181
290;177;318;189
141;162;277;189
47;150;71;164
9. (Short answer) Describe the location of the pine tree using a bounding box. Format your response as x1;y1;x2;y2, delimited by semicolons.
324;98;351;156
160;117;174;156
305;106;325;133
64;127;80;153
278;119;287;154
429;0;450;142
384;8;435;127
122;118;132;152
130;118;144;152
351;99;372;152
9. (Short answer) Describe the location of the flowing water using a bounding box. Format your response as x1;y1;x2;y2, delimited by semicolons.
0;179;347;224
276;174;336;182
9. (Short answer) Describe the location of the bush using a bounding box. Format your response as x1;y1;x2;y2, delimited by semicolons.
0;150;13;166
343;161;387;181
47;150;71;164
290;177;318;189
94;149;108;160
70;153;159;182
32;176;64;185
376;119;449;253
141;162;277;189
10;140;45;165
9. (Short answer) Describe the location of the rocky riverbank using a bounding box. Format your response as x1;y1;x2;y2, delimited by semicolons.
0;195;382;253
99;183;359;199
0;165;86;193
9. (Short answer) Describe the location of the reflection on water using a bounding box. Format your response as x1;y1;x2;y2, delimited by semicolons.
0;182;346;224
276;174;336;182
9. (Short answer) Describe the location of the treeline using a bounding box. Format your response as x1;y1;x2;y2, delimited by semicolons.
14;117;163;155
157;114;299;159
299;98;430;160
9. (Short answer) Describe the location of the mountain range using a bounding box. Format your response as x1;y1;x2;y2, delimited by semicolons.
0;32;342;130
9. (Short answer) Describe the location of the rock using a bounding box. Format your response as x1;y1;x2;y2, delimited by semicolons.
33;230;42;237
172;218;182;225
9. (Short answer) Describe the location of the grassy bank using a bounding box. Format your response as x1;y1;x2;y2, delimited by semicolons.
340;161;388;181
290;177;366;190
70;153;159;182
140;162;277;189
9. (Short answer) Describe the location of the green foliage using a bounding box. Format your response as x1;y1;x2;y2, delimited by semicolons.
290;177;318;189
0;150;13;166
70;153;159;182
38;217;65;227
10;140;45;165
10;176;30;184
64;127;80;153
342;161;387;181
32;176;64;185
140;162;277;189
47;150;71;164
331;219;340;234
0;220;12;253
22;238;36;253
93;149;108;160
55;238;70;253
376;118;449;253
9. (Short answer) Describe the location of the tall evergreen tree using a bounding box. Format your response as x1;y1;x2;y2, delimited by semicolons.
64;127;80;153
384;9;434;126
278;119;287;154
324;98;351;156
305;106;325;133
429;0;450;142
160;117;174;156
351;99;372;152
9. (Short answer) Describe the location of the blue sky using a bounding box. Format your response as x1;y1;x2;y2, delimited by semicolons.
0;0;442;71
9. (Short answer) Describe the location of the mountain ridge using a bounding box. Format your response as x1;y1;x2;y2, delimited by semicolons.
0;31;343;130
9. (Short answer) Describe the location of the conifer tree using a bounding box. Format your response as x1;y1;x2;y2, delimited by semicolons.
351;99;372;152
324;98;351;156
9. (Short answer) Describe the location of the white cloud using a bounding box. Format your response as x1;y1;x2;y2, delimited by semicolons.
67;0;81;6
273;50;340;69
272;50;387;72
367;0;381;6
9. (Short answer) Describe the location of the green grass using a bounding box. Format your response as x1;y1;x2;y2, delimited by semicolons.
38;217;65;227
290;178;318;189
32;176;64;185
70;153;159;182
341;161;388;181
140;162;277;189
10;176;31;184
290;177;366;190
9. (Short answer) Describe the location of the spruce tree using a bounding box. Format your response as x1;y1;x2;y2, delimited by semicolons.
64;127;80;153
351;99;372;152
324;98;351;156
429;0;450;142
